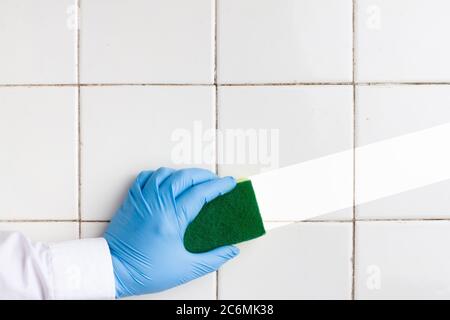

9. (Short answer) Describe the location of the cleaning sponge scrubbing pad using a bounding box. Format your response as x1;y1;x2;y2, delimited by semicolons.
184;180;266;253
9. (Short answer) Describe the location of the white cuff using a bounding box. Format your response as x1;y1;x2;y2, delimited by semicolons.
49;238;116;300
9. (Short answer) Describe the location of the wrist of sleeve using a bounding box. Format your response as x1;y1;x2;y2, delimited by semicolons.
49;238;116;300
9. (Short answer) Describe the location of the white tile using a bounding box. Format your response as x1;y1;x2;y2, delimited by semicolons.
81;221;216;300
0;87;77;220
80;0;213;84
0;222;78;243
217;0;353;83
219;222;353;299
0;0;76;84
80;222;108;239
356;0;450;82
356;85;450;219
81;86;215;220
356;221;450;299
218;86;353;220
264;222;292;231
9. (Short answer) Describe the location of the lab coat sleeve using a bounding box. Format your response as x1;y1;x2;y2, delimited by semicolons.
0;231;116;300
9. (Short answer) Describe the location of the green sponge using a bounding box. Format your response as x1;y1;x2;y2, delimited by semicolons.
184;180;266;253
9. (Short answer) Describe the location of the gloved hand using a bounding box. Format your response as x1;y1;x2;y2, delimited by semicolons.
104;167;239;298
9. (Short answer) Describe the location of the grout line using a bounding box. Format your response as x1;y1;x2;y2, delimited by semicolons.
214;87;220;300
265;218;450;223
213;0;218;86
268;220;352;223
352;220;357;299
0;219;111;223
214;0;219;176
2;218;450;223
0;220;80;223
214;0;219;301
357;82;450;86
76;0;82;239
218;82;450;86
0;84;78;87
3;82;450;88
79;83;214;87
351;0;357;301
355;218;450;222
214;88;219;175
77;83;81;239
0;83;213;87
219;82;353;86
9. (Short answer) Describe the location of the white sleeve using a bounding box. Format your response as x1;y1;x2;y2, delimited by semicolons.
0;231;116;300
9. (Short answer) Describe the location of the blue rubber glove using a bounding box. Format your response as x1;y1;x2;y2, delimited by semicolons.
104;167;239;298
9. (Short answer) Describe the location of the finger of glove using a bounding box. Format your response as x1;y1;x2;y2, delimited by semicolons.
136;170;154;189
177;176;236;229
160;168;217;199
142;167;175;200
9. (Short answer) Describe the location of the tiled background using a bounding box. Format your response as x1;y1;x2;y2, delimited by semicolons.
1;0;450;299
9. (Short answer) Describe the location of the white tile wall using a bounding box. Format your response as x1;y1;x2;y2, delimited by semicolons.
356;221;450;299
219;222;353;299
0;0;76;84
1;0;450;300
356;85;450;219
80;86;215;221
125;275;216;300
217;0;353;83
218;86;353;176
356;0;450;82
80;0;214;84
